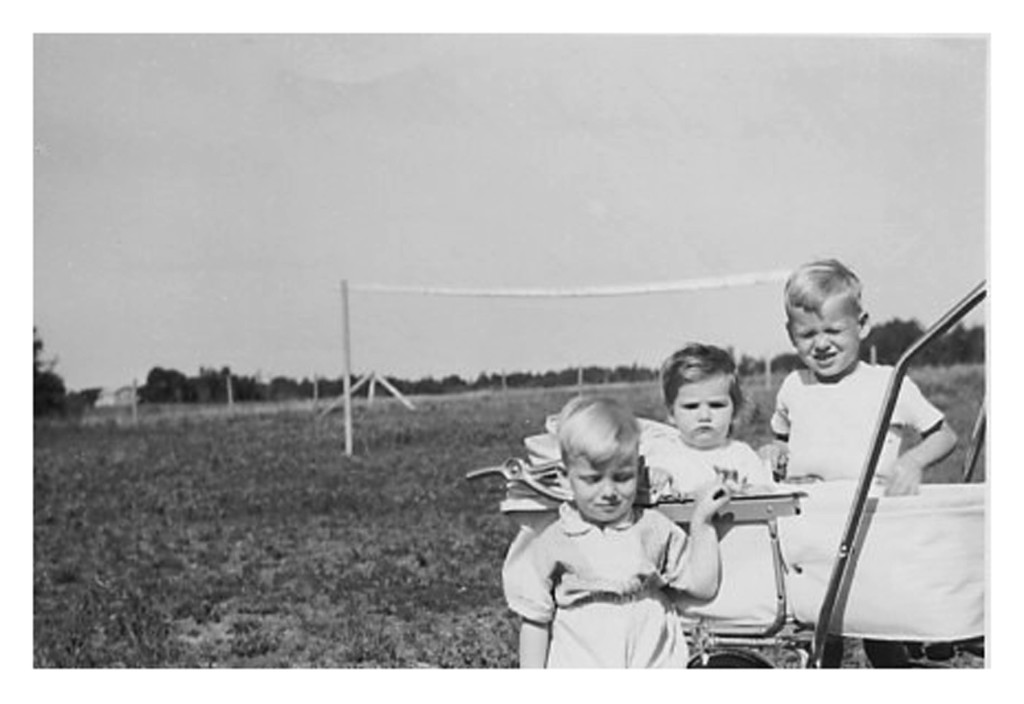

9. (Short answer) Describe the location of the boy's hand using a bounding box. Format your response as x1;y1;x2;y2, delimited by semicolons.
885;457;924;497
690;481;732;526
758;443;789;481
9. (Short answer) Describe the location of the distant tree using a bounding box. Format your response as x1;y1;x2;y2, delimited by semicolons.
34;328;66;417
76;388;104;406
268;376;302;401
193;367;228;403
411;376;444;395
919;323;985;366
439;374;466;393
863;318;924;365
556;368;577;387
609;365;639;383
141;366;191;403
319;377;344;398
769;352;805;375
540;370;561;388
64;388;102;417
738;354;764;378
231;373;267;402
471;372;501;390
864;318;984;367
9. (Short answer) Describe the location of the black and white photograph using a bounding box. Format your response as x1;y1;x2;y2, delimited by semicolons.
22;5;1014;685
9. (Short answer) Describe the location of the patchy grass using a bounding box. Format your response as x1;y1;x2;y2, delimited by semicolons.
34;366;986;668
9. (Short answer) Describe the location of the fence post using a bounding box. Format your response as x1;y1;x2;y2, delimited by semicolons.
131;378;139;425
341;280;354;456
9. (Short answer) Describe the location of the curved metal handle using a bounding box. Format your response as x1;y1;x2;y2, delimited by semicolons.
465;458;572;503
962;403;986;483
465;465;512;481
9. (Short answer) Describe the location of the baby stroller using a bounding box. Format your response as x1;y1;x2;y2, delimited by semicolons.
468;282;987;668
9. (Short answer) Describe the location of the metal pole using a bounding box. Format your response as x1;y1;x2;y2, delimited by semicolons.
962;404;986;483
341;280;354;456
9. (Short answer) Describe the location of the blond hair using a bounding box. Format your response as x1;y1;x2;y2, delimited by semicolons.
784;258;864;318
556;396;640;470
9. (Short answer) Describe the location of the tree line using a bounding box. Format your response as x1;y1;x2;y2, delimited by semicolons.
759;317;986;377
33;318;986;417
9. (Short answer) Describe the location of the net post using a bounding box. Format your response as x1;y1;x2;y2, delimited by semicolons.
131;378;139;425
341;279;354;456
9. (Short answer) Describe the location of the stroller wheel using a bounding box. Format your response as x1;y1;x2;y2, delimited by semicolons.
924;642;955;661
688;649;774;668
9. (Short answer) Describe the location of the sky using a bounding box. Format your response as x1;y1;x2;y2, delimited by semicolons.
13;3;1024;694
33;34;989;391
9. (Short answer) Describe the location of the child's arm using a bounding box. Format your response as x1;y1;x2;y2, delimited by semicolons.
762;373;794;480
758;438;789;481
674;482;731;600
518;618;550;668
886;421;958;496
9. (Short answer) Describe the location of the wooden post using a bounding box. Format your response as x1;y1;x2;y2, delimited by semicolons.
368;372;377;405
501;370;507;394
341;280;354;456
870;345;878;364
764;356;772;391
313;375;319;411
131;378;139;425
226;370;234;409
373;374;416;410
577;366;584;395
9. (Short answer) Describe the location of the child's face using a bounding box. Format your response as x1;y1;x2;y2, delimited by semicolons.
787;295;869;381
669;374;734;450
566;455;638;525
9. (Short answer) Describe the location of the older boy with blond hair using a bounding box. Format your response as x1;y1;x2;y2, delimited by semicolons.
760;258;957;666
762;259;956;495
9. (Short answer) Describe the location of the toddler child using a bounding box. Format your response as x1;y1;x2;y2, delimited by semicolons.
761;258;958;667
502;396;731;668
644;343;775;497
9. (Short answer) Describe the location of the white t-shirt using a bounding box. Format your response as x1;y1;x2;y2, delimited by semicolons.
642;433;774;494
770;363;945;482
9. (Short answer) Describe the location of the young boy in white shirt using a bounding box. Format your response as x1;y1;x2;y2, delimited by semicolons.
760;259;957;667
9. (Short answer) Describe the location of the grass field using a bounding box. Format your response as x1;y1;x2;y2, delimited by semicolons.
33;365;986;668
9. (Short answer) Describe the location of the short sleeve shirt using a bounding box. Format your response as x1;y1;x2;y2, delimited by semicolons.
770;363;945;482
502;503;692;622
643;437;775;494
501;503;695;668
